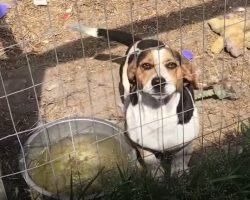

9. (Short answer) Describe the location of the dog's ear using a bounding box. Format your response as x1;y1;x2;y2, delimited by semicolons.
172;50;199;89
127;53;137;85
181;61;199;88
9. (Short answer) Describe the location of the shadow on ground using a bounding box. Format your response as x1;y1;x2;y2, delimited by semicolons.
0;0;248;199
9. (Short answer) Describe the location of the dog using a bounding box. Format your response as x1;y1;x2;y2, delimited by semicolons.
70;24;200;176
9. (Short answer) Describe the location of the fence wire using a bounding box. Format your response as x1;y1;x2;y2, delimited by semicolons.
0;0;249;199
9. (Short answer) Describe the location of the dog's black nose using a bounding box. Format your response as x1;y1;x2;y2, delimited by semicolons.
151;77;166;91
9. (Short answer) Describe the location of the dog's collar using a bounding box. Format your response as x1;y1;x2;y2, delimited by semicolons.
136;140;192;160
153;141;192;160
124;131;191;161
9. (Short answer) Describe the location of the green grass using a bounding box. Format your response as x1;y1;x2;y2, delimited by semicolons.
46;120;250;200
100;121;250;200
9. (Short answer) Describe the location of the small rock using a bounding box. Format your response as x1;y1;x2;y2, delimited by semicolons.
233;7;245;12
42;39;50;44
33;0;49;6
46;83;57;91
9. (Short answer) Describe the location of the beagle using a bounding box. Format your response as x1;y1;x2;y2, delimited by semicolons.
71;24;199;175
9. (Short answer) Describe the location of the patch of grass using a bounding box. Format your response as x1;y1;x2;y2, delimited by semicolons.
101;120;250;200
43;121;250;200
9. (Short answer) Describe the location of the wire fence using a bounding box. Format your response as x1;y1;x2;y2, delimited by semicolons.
0;0;249;199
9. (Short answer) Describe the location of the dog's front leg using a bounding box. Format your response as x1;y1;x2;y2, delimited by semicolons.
137;149;164;178
171;143;193;175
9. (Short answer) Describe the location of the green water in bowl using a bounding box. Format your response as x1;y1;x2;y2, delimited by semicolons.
29;134;131;197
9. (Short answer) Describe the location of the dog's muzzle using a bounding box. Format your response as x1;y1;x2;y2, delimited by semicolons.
151;76;166;93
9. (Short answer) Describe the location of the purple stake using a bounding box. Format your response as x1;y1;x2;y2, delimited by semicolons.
182;50;193;61
0;3;11;19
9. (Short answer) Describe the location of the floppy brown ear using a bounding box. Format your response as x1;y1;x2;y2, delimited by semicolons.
127;54;137;85
182;60;214;90
181;61;200;89
172;49;199;89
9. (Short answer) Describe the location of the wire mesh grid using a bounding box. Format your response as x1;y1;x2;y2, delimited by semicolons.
0;0;250;199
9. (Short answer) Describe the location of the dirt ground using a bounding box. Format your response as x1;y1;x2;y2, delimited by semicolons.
0;0;250;199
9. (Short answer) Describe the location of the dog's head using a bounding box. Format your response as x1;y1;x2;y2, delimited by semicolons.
127;46;197;100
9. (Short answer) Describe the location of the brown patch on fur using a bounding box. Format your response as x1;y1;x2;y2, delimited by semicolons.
168;67;184;91
127;57;137;84
172;49;199;89
127;47;200;90
136;68;156;89
136;51;157;88
181;61;199;89
160;49;183;91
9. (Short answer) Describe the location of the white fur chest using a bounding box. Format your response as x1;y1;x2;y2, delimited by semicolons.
126;93;199;151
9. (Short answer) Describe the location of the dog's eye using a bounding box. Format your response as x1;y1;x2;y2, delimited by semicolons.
166;62;177;69
141;63;153;70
